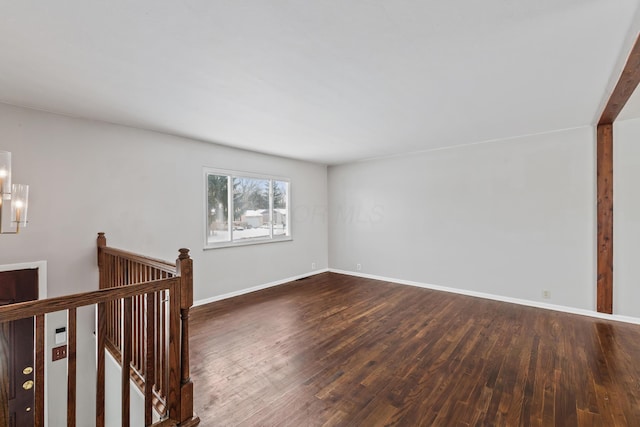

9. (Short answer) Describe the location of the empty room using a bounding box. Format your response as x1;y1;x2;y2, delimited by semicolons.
1;1;640;426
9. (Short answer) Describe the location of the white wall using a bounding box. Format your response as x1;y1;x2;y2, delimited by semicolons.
329;127;597;310
104;350;159;427
614;118;640;318
0;102;328;425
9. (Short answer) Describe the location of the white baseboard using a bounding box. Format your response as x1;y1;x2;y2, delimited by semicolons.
193;268;330;307
329;269;640;326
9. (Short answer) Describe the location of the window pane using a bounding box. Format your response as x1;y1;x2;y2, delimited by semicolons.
207;174;229;243
273;180;288;236
233;177;270;241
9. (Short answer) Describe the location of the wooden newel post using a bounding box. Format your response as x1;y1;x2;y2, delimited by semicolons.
97;232;106;267
176;248;197;424
97;233;107;290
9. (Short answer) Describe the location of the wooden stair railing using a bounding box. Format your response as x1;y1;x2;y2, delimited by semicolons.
0;234;199;427
96;233;198;427
97;235;176;416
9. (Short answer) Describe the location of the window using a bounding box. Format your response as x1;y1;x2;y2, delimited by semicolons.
205;168;290;248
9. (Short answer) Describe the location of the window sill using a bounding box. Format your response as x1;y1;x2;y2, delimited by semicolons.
204;236;292;250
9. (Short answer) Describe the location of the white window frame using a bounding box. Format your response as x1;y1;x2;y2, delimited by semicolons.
204;167;292;249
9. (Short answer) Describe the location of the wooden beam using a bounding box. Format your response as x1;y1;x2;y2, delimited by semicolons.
595;32;640;313
600;34;640;124
597;124;613;314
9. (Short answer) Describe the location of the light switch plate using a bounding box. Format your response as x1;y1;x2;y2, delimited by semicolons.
52;345;67;362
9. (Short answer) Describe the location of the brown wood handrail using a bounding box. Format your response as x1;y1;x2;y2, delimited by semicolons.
100;247;177;274
0;279;177;323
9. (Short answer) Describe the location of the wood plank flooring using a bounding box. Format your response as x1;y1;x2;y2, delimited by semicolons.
189;273;640;426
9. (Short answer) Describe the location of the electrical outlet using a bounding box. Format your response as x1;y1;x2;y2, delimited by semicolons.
52;345;67;362
356;263;362;271
311;262;316;270
542;290;551;299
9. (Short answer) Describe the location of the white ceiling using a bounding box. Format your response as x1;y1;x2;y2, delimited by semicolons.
1;1;639;165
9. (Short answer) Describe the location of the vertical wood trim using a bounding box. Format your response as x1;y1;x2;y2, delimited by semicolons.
34;314;45;427
96;302;106;427
122;297;132;427
67;308;77;427
597;124;614;314
0;323;9;427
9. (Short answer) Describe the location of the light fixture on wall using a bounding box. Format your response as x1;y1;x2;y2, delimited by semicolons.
0;151;29;234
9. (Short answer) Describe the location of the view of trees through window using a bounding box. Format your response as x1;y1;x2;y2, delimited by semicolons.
206;171;289;246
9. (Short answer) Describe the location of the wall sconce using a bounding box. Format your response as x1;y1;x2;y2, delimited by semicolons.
0;151;29;234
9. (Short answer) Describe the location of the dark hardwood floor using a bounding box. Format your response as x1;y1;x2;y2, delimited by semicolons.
189;273;640;426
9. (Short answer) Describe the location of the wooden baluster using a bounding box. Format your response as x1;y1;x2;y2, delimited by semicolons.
106;299;110;350
132;261;138;371
112;258;116;349
114;255;117;346
138;263;144;373
117;258;122;350
67;308;77;427
96;302;106;427
103;254;108;341
137;264;143;373
134;293;138;371
153;288;157;393
139;295;143;372
139;268;143;372
98;238;109;352
35;314;45;427
124;259;128;286
177;248;195;423
145;291;156;426
153;287;161;411
113;255;117;349
141;266;148;379
160;288;167;403
122;297;132;427
106;257;112;349
135;262;140;371
112;297;116;353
